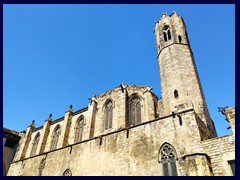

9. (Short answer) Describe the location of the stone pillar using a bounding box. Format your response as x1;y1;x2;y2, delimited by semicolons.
118;83;127;128
143;85;155;121
19;121;35;160
62;105;73;147
38;115;52;154
182;153;213;176
88;96;98;138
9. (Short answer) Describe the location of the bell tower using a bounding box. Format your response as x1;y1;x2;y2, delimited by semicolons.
154;12;217;137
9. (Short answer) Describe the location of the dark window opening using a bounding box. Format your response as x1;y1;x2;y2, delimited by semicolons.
178;115;182;126
163;25;171;42
178;35;182;43
163;32;167;42
167;30;172;40
174;90;179;98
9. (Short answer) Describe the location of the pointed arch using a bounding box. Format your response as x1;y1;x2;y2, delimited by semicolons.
62;169;72;176
30;132;40;157
50;125;61;151
75;115;85;143
105;99;113;130
158;143;178;176
129;94;142;126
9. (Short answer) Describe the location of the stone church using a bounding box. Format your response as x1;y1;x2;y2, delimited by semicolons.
6;12;235;176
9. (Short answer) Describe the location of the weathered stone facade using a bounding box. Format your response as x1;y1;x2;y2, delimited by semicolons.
6;12;235;176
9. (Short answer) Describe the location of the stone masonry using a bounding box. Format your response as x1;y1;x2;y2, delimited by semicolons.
7;12;235;176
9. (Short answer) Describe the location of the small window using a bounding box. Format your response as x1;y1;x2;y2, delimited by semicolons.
178;35;182;43
174;90;179;98
228;160;235;176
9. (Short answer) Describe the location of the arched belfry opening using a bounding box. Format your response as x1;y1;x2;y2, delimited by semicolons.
163;25;172;42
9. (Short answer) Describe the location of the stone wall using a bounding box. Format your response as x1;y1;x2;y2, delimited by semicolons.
201;135;235;176
8;109;207;176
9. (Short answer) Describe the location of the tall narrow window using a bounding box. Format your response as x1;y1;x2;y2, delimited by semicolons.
75;116;84;143
160;143;178;176
163;25;171;42
178;35;182;43
30;133;40;157
50;125;61;151
174;90;179;98
105;100;113;130
129;95;141;126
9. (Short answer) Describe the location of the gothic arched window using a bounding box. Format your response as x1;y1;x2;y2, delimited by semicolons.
159;143;178;176
30;132;40;157
163;25;172;42
75;116;84;143
129;95;141;126
63;169;72;176
105;100;113;130
50;125;61;151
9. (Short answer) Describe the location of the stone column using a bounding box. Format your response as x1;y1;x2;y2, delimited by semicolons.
19;120;35;160
38;115;52;154
143;85;155;121
88;96;98;138
62;105;73;147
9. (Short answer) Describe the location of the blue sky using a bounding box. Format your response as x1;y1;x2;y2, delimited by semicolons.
3;4;234;137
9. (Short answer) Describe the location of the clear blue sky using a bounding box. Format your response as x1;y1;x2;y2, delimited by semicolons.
3;4;235;137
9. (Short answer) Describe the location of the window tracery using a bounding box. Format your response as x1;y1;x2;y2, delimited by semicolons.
30;132;40;157
75;116;84;143
50;125;61;150
129;95;141;126
105;100;113;130
163;25;172;42
160;143;178;176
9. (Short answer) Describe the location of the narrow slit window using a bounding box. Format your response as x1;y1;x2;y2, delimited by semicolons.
174;90;179;98
178;35;182;43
